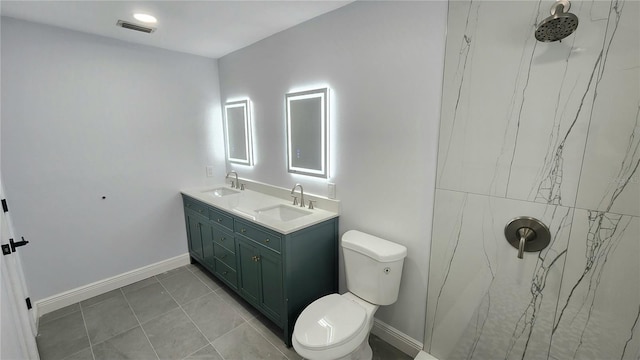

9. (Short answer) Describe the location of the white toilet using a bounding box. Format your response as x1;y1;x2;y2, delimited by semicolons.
292;230;408;360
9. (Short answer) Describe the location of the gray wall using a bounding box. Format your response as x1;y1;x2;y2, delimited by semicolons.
426;1;639;359
218;1;447;341
1;17;225;300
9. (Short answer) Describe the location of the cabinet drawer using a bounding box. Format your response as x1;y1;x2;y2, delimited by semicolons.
235;219;282;253
210;208;234;231
184;198;209;217
212;229;234;252
214;259;237;289
214;243;236;269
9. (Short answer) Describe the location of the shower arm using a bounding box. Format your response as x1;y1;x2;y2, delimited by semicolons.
551;0;571;15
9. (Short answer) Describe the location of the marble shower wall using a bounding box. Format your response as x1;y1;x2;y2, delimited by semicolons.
426;1;639;359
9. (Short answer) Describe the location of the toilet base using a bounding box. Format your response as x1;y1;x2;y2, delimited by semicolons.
296;334;373;360
323;335;373;360
350;335;373;360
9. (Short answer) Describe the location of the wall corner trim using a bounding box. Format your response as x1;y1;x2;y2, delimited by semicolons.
35;253;190;319
371;318;423;358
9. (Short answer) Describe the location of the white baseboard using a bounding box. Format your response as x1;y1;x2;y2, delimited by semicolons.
35;253;190;318
371;318;423;358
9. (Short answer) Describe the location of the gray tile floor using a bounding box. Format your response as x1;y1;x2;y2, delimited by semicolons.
37;264;412;360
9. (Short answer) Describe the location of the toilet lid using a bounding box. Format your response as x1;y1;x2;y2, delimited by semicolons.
294;294;367;350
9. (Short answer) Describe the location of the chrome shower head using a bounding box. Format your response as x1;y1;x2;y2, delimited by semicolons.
535;0;579;42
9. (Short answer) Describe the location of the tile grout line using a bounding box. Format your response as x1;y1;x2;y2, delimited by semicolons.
186;264;223;292
186;264;291;359
83;288;155;349
119;287;161;360
177;265;277;359
245;318;295;360
436;187;640;218
185;264;229;290
78;302;96;360
154;272;230;360
182;343;211;360
186;264;258;323
39;305;81;326
213;288;257;322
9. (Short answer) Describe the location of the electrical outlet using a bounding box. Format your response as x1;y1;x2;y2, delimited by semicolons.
328;183;336;199
206;166;214;177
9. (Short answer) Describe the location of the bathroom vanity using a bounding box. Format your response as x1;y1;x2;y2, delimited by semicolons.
181;183;339;346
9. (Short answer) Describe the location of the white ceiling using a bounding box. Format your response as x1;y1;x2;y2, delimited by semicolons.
0;1;353;59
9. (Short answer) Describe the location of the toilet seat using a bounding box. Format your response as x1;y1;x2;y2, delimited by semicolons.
293;294;369;358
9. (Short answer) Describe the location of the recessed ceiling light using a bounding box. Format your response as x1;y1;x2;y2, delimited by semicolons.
133;13;157;24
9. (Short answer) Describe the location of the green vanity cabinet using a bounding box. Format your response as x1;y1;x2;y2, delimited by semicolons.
184;207;210;262
236;234;284;324
236;239;261;304
182;194;338;346
211;227;238;290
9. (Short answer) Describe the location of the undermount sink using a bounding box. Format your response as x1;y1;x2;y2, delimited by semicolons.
255;204;312;222
203;187;239;197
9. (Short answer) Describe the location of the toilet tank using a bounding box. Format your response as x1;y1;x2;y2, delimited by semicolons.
342;230;407;306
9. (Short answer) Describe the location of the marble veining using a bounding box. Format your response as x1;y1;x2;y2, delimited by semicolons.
436;1;478;190
534;0;627;207
427;0;639;359
592;104;639;213
426;190;574;359
426;193;469;348
505;208;570;360
621;305;640;359
550;212;637;359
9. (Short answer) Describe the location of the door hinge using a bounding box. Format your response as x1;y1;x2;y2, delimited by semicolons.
2;237;29;255
1;199;7;212
25;297;32;310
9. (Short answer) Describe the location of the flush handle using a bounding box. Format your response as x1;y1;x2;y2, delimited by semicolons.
504;217;550;259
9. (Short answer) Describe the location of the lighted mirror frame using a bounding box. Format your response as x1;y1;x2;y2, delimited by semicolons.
224;100;254;165
286;88;328;178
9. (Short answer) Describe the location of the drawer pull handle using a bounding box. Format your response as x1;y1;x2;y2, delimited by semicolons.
198;209;203;213
241;229;246;233
264;239;270;243
221;237;226;241
252;255;261;262
222;271;228;275
217;218;222;222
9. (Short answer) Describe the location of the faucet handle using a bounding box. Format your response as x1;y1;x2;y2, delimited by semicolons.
240;183;245;191
307;200;316;210
291;196;299;206
229;180;235;188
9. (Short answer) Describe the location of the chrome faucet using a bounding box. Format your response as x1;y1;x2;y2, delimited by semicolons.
290;183;305;208
226;171;239;189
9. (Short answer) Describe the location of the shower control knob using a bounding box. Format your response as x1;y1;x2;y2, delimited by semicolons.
504;217;551;259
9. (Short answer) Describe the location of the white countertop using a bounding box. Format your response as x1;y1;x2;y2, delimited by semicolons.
181;184;339;235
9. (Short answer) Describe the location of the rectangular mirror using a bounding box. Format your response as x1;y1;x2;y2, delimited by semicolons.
224;100;253;165
286;88;328;178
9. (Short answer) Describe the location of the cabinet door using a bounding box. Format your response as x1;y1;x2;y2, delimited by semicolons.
186;210;207;261
236;239;260;306
259;249;283;323
201;223;215;268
